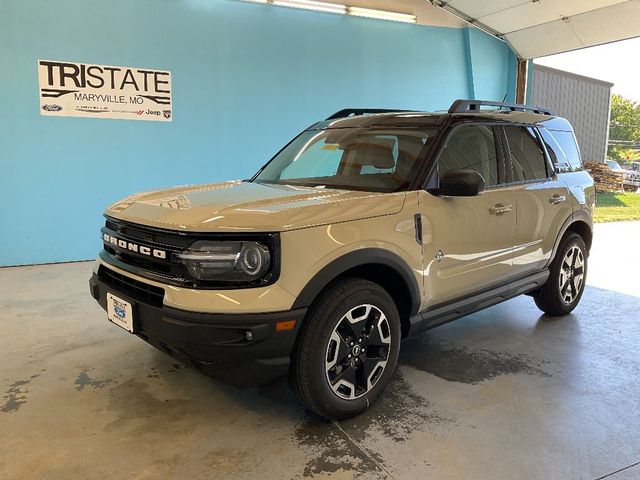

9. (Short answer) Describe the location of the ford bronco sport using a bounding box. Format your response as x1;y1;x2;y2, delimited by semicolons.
90;99;595;419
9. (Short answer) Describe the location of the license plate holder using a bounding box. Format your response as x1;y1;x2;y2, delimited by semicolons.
107;292;135;333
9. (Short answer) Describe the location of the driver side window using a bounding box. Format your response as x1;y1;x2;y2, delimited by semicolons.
439;125;499;187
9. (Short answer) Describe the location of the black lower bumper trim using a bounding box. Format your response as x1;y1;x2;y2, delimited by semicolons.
90;272;306;387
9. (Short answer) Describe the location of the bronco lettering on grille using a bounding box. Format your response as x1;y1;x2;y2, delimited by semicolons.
103;233;167;259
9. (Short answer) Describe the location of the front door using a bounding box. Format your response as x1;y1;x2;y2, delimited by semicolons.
418;124;517;307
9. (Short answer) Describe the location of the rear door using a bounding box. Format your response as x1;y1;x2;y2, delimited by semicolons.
502;125;573;276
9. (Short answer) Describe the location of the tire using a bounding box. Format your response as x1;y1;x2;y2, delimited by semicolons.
289;278;401;420
534;232;587;316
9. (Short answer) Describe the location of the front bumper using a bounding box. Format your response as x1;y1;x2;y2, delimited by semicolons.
89;271;306;387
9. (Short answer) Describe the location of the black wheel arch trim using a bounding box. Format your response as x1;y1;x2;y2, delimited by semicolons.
291;248;421;316
546;210;593;269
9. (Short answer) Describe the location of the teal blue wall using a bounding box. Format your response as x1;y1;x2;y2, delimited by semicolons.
526;59;535;104
0;0;516;266
465;28;517;102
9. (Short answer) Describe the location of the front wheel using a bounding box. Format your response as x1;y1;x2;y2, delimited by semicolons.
289;278;400;419
534;232;587;316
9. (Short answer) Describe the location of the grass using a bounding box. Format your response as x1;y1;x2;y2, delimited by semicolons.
594;192;640;223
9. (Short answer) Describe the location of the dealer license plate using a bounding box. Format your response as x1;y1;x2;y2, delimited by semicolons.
107;293;134;333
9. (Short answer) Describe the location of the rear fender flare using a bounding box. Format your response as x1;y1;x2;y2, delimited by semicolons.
546;210;593;268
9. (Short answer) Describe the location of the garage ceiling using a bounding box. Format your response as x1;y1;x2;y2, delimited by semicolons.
307;0;466;27
431;0;640;59
320;0;640;59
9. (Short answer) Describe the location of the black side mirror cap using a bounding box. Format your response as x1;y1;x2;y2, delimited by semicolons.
428;169;485;196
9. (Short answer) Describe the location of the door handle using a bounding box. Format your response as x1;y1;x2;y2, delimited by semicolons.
489;203;512;215
550;194;566;205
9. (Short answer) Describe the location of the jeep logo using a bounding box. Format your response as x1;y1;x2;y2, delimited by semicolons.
103;233;167;259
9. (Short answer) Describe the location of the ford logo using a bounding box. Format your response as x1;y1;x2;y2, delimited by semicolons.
42;104;63;112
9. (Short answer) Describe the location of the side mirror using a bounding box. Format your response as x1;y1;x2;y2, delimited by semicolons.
430;169;485;196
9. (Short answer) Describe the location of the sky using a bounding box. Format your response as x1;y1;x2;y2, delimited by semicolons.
534;37;640;103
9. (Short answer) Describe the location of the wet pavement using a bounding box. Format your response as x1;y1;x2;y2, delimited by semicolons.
1;222;639;479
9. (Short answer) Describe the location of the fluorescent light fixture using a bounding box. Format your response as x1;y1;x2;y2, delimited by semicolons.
271;0;346;15
239;0;416;24
347;6;417;23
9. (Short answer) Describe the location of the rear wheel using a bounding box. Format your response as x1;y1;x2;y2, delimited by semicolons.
289;278;400;419
534;232;587;316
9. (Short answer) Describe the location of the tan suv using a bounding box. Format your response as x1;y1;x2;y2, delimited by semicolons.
89;99;595;419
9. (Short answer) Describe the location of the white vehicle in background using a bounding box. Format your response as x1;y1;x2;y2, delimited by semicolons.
607;160;640;192
628;162;640;192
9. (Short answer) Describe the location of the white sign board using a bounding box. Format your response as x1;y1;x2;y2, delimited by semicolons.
38;60;172;122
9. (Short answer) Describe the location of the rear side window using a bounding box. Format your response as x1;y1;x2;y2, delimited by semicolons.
504;126;548;182
538;127;571;173
550;130;583;171
438;125;499;187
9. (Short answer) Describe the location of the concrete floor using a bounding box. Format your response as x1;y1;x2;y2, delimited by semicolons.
1;222;639;480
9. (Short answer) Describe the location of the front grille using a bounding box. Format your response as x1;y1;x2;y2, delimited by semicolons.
98;265;165;307
102;218;189;281
103;244;186;277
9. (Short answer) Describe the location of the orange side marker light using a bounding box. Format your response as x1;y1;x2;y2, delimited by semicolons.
276;320;297;332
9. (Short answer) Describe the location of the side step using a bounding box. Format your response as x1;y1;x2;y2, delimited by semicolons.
408;270;549;336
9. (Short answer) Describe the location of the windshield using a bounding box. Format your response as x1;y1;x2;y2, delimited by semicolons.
607;160;623;171
253;127;436;192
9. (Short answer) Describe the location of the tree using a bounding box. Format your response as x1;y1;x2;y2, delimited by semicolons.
608;94;640;162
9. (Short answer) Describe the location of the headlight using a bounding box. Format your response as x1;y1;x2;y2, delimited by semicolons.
177;240;271;283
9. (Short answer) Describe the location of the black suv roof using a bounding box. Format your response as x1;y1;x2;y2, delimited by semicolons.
312;99;572;131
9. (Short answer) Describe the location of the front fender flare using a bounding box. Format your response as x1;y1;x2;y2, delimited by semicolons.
290;248;421;315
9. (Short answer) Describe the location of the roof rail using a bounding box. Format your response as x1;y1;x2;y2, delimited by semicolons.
448;99;554;116
325;108;416;120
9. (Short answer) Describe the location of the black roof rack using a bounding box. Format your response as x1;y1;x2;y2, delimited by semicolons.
448;99;554;116
325;108;416;120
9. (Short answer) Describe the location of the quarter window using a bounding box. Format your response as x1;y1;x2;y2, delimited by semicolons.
550;130;583;171
539;127;571;173
438;125;499;187
504;126;548;181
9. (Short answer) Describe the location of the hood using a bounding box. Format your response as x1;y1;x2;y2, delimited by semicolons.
105;181;406;232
